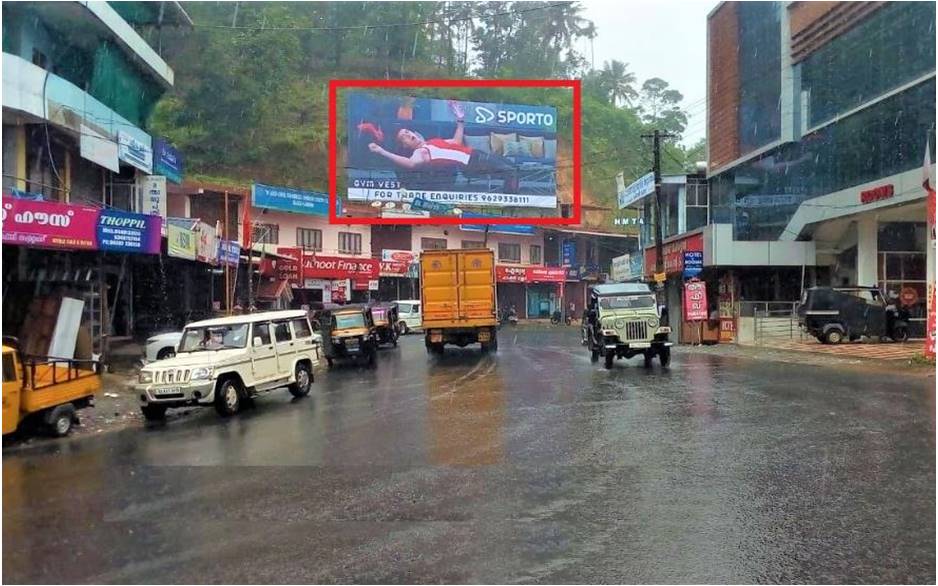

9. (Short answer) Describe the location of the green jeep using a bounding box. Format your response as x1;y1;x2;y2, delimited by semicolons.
584;283;673;369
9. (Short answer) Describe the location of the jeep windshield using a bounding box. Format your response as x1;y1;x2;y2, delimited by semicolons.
599;296;657;310
334;314;366;329
179;324;249;352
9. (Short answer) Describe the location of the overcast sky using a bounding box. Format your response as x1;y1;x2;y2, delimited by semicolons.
580;0;715;146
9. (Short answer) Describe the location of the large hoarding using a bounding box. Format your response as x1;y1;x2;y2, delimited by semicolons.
345;91;558;211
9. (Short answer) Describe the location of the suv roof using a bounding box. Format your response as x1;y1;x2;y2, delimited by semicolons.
591;283;652;296
186;310;308;328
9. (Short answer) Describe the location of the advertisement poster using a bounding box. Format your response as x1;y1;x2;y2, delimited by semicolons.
684;280;708;321
2;197;160;254
380;249;417;277
346;92;558;210
195;221;219;264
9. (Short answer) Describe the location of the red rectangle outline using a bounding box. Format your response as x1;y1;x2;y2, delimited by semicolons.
328;78;581;226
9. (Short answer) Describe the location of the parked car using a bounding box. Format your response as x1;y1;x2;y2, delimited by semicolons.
797;286;910;344
144;331;183;363
584;283;673;369
396;300;422;334
135;310;320;421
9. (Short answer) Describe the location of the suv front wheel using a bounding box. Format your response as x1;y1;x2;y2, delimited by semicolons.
289;363;312;397
214;378;243;417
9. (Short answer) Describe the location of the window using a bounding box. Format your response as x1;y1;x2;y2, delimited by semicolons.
498;243;521;262
462;240;485;249
292;318;312;339
737;1;782;153
297;228;322;251
421;237;448;250
529;245;542;265
253;323;271;346
180;324;250;351
273;321;292;342
339;232;362;254
31;49;48;70
2;354;16;382
254;223;279;244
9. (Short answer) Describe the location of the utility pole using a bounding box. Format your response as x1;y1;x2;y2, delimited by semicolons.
641;130;677;304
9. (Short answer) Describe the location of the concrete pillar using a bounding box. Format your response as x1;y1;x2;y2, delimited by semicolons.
856;217;879;287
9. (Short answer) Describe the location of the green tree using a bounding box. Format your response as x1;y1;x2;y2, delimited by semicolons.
638;77;688;136
598;60;638;107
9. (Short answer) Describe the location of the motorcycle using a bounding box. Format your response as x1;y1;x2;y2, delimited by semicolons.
550;310;572;325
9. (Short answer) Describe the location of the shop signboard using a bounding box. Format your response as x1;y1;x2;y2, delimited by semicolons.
346;92;558;211
460;212;535;235
253;183;329;216
562;239;576;266
610;254;631;282
137;175;167;221
167;219;197;260
618;172;654;209
683;280;708;321
683;251;703;279
80;124;120;173
217;240;241;267
352;278;370;291
410;197;456;215
117;130;152;174
1;197;160;254
496;265;527;283
195;221;219;264
96;209;162;254
381;249;417;264
301;255;379;280
277;247;303;284
152;139;184;184
644;232;704;277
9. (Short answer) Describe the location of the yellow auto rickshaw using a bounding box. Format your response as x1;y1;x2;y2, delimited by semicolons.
2;339;100;437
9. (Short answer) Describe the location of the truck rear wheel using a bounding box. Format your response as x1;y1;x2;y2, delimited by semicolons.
45;404;76;437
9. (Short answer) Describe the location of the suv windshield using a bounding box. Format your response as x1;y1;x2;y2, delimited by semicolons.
599;296;657;310
179;324;250;352
335;314;366;329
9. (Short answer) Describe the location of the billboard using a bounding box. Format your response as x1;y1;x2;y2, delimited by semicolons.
345;91;558;211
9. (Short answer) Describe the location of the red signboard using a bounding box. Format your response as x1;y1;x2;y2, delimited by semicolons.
683;280;708;321
351;278;370;291
645;232;704;277
302;255;378;280
496;265;566;283
926;286;936;358
496;265;527;283
860;184;894;204
276;247;303;284
379;260;409;276
3;198;104;250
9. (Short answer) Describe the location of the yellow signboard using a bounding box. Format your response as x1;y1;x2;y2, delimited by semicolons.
654;272;666;283
167;223;196;261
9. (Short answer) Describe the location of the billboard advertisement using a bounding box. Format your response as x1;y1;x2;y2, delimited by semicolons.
346;92;558;210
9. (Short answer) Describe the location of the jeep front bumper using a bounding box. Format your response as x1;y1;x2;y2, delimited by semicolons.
136;380;216;407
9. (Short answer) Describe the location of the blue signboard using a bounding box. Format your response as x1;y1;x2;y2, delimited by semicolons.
96;209;162;254
459;211;535;235
153;139;184;184
253;183;330;216
562;240;576;266
217;240;241;266
410;197;455;215
683;251;703;278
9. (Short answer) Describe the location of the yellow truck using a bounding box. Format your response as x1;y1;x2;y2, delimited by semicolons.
420;249;498;354
2;340;100;437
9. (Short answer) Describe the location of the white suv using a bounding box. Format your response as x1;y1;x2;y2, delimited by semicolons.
396;300;422;334
135;310;320;421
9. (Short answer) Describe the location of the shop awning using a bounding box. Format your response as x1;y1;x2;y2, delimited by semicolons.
257;279;293;302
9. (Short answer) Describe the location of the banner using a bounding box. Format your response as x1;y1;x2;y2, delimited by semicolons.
253;183;330;216
611;254;631;282
684;280;708;321
496;265;527;283
1;197;160;254
346;92;558;213
496;265;565;283
153;139;184;184
302;255;378;280
167;220;197;260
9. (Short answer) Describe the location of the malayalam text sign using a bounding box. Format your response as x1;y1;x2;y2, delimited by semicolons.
684;280;708;322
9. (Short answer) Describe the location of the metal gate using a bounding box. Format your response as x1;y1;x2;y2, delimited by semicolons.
748;301;802;343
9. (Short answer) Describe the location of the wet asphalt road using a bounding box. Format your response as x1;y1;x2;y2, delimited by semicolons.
3;329;935;584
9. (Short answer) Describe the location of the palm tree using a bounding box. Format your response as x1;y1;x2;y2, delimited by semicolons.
599;60;638;107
